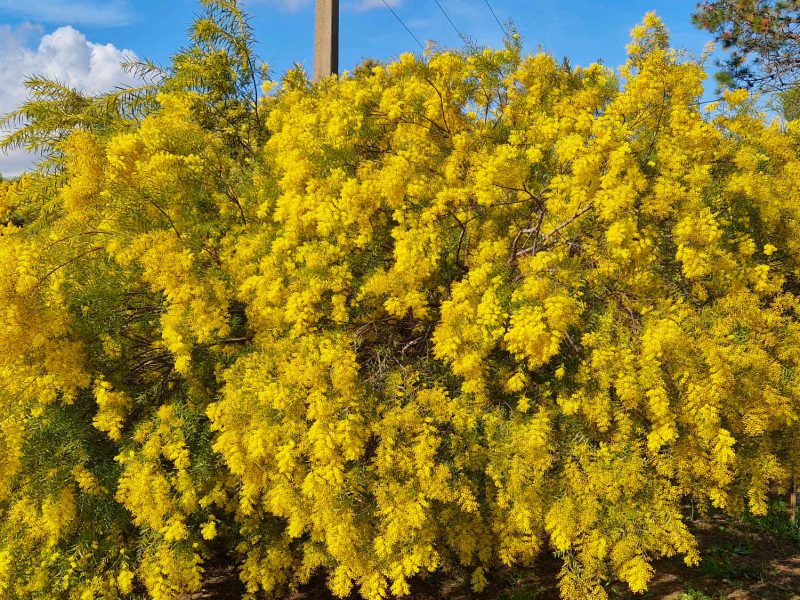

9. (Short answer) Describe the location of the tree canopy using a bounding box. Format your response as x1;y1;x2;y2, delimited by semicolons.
693;0;800;90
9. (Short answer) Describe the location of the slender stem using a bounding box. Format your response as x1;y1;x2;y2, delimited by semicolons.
31;247;103;292
514;203;594;259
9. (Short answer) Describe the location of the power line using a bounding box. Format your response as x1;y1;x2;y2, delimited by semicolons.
432;0;467;43
381;0;425;50
482;0;507;37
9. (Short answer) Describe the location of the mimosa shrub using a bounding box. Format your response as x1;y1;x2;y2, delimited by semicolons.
1;3;799;599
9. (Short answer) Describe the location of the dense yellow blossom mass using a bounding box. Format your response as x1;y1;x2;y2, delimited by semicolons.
1;3;799;598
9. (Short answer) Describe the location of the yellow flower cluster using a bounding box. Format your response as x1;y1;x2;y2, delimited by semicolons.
2;4;800;599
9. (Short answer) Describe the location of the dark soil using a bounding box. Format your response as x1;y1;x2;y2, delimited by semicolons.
617;513;800;600
184;510;800;600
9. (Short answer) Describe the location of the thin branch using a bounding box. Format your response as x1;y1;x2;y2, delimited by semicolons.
40;229;114;252
30;247;102;292
514;203;595;259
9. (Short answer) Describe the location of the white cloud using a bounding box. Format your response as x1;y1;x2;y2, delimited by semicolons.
243;0;311;13
0;0;135;27
0;24;138;177
276;0;311;10
355;0;403;10
282;0;311;12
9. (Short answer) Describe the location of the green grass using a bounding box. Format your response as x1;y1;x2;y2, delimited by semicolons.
676;589;717;600
743;497;800;544
698;554;762;582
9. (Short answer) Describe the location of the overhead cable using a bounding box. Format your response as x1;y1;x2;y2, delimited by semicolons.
381;0;425;49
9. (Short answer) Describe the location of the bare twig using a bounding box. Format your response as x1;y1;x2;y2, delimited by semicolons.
513;203;595;260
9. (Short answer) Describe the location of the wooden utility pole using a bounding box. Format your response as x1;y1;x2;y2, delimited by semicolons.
313;0;339;81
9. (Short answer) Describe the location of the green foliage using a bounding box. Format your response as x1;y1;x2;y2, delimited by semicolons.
776;84;800;120
744;496;800;542
693;1;800;91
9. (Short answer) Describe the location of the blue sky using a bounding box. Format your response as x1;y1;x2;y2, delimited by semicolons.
0;1;717;176
0;0;713;78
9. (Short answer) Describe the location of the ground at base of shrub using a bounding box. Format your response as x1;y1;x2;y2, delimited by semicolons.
184;502;800;600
